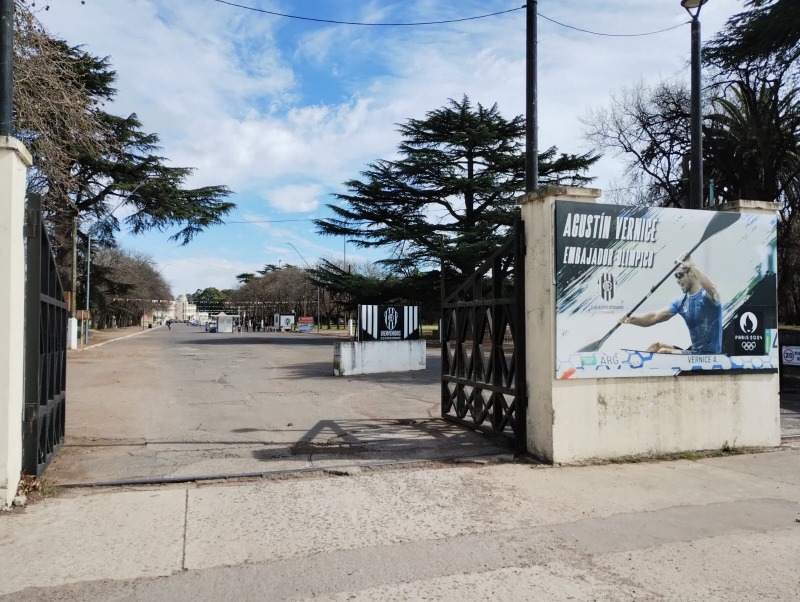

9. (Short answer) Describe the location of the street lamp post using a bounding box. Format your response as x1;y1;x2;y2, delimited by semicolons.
681;0;708;210
286;243;321;333
84;234;91;346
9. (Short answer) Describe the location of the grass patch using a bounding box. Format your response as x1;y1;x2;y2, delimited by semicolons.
720;441;745;455
580;444;764;467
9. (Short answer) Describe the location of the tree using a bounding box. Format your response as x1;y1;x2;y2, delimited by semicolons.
705;0;800;73
315;96;598;307
236;273;256;284
583;80;691;207
13;1;108;203
705;78;800;207
189;287;228;304
229;267;311;321
90;248;172;328
12;1;236;291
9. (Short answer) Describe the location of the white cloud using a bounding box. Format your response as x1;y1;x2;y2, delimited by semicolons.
263;183;323;212
38;0;742;294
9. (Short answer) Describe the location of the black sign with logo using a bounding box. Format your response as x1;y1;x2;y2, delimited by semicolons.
599;273;615;302
732;309;764;356
358;304;420;341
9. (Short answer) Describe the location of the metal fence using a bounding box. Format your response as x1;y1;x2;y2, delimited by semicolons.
22;194;67;476
441;221;527;451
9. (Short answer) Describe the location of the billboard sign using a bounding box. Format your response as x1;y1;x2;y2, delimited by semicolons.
554;201;777;378
358;305;420;341
297;316;314;333
274;313;295;330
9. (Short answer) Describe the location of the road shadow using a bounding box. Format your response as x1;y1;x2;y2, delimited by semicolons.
185;332;345;347
244;417;514;463
277;358;442;385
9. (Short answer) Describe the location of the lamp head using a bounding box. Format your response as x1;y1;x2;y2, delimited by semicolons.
681;0;708;17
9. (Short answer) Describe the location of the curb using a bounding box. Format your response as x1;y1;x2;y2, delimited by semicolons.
72;326;160;352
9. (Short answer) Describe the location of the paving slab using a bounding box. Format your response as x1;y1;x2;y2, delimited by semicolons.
0;489;185;596
3;450;800;600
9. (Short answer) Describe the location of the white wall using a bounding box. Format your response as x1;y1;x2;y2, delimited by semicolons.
333;341;427;376
519;187;780;463
0;138;32;506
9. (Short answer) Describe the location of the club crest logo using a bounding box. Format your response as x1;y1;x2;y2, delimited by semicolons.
599;273;615;302
384;307;399;331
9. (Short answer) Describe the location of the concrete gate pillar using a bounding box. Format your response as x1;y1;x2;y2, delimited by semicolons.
0;137;32;506
518;186;780;463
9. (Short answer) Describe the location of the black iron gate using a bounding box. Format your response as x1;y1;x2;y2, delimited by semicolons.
22;194;67;476
441;221;527;451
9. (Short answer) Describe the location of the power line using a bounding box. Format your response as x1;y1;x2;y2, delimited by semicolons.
211;1;689;37
210;1;525;26
538;13;688;37
224;217;316;224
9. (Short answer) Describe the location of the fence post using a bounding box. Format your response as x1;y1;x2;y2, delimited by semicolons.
0;137;32;506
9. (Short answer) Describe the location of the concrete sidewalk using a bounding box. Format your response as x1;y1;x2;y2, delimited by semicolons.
2;445;799;600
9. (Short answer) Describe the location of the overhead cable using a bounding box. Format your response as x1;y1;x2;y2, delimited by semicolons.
211;1;689;37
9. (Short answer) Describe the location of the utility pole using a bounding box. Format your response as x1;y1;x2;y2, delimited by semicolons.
525;0;538;192
70;216;78;318
84;234;91;346
0;0;12;137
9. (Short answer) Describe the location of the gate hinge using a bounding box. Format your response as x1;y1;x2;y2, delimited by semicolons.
24;209;39;239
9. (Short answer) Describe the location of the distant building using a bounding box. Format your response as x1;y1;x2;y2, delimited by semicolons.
172;295;197;321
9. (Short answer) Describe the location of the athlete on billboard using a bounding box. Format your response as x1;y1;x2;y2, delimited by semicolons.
618;253;722;354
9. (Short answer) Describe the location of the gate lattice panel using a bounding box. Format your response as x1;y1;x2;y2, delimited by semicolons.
441;221;526;451
23;194;67;476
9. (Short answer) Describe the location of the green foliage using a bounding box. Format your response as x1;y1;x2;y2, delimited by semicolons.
315;96;598;308
13;5;235;250
705;0;800;72
189;287;228;304
706;79;800;206
236;273;256;284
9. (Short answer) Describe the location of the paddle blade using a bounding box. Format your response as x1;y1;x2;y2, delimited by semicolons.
577;339;603;353
696;211;741;247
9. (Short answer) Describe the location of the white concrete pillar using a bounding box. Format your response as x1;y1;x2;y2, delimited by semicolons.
518;186;780;463
67;317;79;350
0;137;32;506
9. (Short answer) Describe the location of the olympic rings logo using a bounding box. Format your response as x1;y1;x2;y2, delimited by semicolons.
741;341;757;352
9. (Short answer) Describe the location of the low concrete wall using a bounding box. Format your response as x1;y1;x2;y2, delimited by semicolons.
519;187;780;464
333;341;426;376
0;138;32;506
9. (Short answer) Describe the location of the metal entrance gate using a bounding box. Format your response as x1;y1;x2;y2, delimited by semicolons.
22;194;67;476
441;221;527;451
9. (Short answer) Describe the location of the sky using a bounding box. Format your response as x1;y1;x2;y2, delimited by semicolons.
36;0;744;298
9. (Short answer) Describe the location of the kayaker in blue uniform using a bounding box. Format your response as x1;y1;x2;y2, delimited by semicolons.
618;252;722;354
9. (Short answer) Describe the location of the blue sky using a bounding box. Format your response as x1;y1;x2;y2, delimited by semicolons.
37;0;742;297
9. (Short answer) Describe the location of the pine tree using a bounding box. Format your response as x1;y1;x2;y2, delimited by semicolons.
314;96;598;310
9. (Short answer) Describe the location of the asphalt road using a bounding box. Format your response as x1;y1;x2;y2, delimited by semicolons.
51;324;508;485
